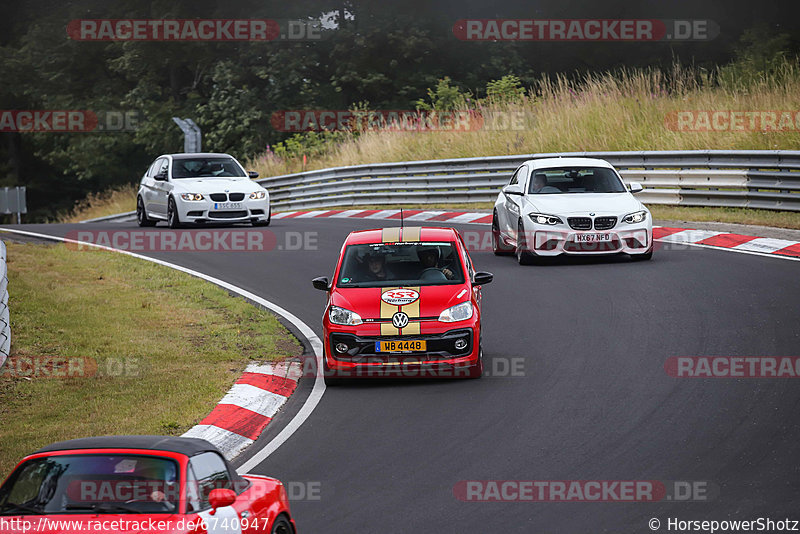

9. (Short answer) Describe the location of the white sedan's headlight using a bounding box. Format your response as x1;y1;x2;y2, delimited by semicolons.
249;191;267;200
329;306;363;326
528;213;563;225
180;193;204;201
438;301;473;323
622;210;648;224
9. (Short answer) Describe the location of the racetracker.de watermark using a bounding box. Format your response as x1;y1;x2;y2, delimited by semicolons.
1;356;141;379
65;230;318;252
67;19;325;41
300;356;526;379
0;110;141;132
270;110;534;132
454;480;717;502
665;110;800;132
453;19;718;41
665;357;800;378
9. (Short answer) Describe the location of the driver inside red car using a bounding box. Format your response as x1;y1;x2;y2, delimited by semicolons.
418;247;454;280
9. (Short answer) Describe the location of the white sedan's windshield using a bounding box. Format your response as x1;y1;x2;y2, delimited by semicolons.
529;167;626;194
172;157;246;178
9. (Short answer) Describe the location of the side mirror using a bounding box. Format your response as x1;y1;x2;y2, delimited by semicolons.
312;277;330;291
248;171;259;179
628;182;643;194
473;271;493;285
154;171;168;182
208;488;236;514
503;184;523;196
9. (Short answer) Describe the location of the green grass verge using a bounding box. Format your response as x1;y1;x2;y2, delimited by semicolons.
0;242;301;477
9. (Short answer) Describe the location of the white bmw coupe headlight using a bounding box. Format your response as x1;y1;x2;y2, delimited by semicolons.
528;213;563;225
622;210;648;224
329;306;363;326
180;193;204;201
438;301;473;323
249;191;267;200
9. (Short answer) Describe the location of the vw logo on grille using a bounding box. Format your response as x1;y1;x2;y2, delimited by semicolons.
391;312;410;329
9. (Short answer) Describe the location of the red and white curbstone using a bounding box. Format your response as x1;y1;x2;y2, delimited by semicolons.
273;209;493;224
183;361;302;459
654;227;800;258
274;209;800;259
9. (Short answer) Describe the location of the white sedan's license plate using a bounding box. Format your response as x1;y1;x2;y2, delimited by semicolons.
213;202;242;210
574;233;612;243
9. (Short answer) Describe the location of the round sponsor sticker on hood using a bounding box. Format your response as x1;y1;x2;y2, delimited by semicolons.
381;288;419;306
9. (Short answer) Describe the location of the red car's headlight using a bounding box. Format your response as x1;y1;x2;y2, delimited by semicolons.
438;301;473;322
329;306;363;326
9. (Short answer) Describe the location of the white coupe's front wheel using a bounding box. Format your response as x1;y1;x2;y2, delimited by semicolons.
516;220;537;265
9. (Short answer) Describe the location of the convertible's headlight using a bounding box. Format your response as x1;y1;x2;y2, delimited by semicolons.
528;213;563;225
622;210;647;224
249;191;267;200
438;301;473;323
329;306;363;326
180;193;204;201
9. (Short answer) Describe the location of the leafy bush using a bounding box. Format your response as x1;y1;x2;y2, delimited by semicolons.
485;75;527;104
415;77;471;111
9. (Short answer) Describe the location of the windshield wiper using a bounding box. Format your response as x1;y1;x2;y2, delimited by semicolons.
0;502;45;515
65;503;142;514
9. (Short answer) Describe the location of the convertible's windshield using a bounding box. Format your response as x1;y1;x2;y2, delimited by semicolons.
528;167;626;194
172;157;246;178
0;455;179;515
337;242;464;287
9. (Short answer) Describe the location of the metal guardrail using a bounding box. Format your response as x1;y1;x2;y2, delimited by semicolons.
80;150;800;223
1;241;10;369
255;150;800;212
1;186;27;224
80;210;137;224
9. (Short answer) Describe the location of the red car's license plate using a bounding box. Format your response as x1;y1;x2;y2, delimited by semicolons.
375;340;427;352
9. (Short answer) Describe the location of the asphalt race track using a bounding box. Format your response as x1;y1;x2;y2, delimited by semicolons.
4;219;800;533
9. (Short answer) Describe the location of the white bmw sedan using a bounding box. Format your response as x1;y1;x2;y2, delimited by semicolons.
492;157;652;264
136;153;270;228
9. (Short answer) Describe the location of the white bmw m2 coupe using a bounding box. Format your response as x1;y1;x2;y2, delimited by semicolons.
137;153;270;228
492;157;652;264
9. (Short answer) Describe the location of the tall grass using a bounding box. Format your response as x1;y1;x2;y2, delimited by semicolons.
64;62;800;222
247;62;800;178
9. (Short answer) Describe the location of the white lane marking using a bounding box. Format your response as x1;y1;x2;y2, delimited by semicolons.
295;210;330;218
330;209;367;218
246;361;302;381
654;239;800;262
0;227;326;471
404;211;443;221
271;211;297;219
734;237;798;254
219;384;288;418
658;229;723;243
183;425;254;459
447;212;490;223
365;209;401;219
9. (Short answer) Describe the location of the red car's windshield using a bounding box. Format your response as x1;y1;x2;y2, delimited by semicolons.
337;242;465;287
0;454;179;515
